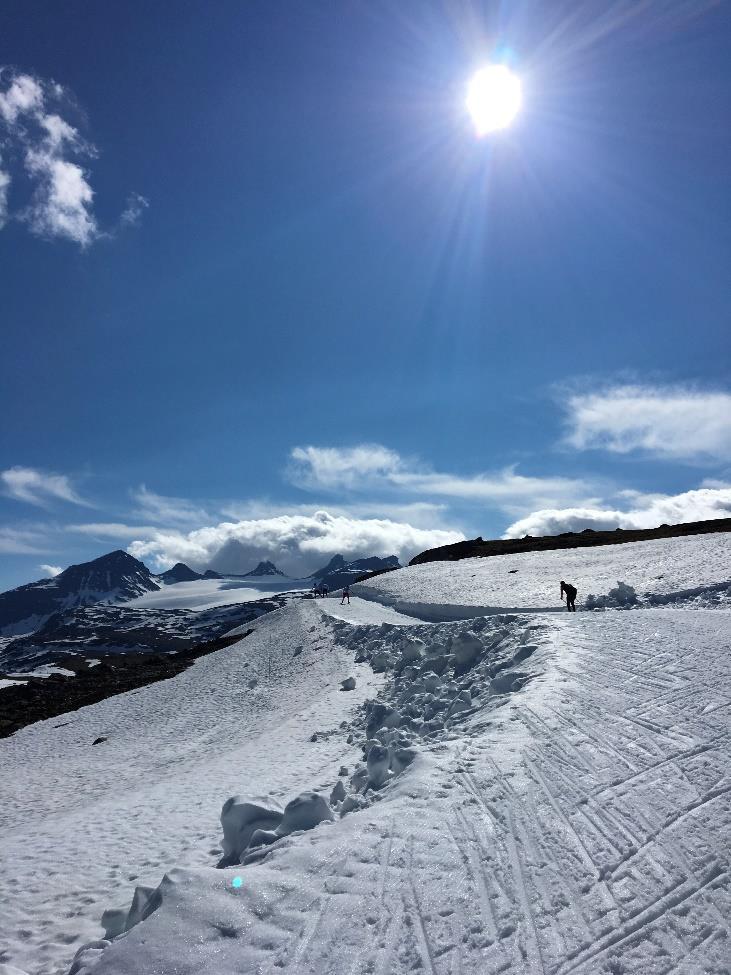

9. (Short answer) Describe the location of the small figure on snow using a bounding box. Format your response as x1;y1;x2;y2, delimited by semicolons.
560;580;577;612
341;585;350;605
322;583;329;598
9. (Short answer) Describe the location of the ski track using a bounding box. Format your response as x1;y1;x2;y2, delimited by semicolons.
1;598;730;974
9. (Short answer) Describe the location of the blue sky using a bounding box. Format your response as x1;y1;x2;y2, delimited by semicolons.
1;0;730;589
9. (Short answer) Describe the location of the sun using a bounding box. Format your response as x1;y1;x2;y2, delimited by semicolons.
466;64;522;136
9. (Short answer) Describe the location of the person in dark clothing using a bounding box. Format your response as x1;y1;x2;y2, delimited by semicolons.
560;580;577;611
341;585;350;605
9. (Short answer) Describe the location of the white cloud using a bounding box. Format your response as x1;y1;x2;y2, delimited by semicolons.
130;486;210;526
0;68;145;246
125;509;464;575
1;466;88;507
67;522;157;539
289;444;597;514
0;162;10;228
290;445;404;490
503;484;731;538
119;192;149;228
25;149;97;246
564;385;731;463
0;73;43;123
0;525;51;555
39;563;63;577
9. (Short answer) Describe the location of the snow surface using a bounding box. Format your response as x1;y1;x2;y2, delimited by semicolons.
1;533;729;975
0;602;382;975
354;531;731;618
321;595;422;626
126;577;310;611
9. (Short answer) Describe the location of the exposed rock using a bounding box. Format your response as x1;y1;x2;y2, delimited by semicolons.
340;676;356;691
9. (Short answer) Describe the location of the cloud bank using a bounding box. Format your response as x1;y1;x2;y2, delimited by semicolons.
503;484;731;538
290;444;597;513
125;509;464;574
564;385;731;463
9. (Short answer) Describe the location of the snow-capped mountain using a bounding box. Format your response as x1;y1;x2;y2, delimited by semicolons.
0;551;160;636
157;563;203;585
310;554;401;590
242;560;286;578
310;554;348;580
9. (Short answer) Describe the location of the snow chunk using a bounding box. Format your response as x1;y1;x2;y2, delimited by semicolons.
366;744;391;788
586;581;639;609
219;796;283;866
275;791;334;836
451;631;483;672
330;780;346;804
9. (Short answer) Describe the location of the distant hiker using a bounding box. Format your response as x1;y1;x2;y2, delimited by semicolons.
322;583;329;598
560;580;577;612
341;585;350;605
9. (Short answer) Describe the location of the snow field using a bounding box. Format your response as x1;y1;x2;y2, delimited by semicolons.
126;577;310;611
68;605;730;974
1;534;729;975
0;601;381;975
354;531;731;617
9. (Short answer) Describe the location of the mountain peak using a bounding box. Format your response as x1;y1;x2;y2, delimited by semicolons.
243;560;286;578
0;549;160;636
159;563;203;584
311;554;347;580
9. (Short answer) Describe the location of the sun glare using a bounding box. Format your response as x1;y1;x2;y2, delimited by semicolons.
466;64;522;136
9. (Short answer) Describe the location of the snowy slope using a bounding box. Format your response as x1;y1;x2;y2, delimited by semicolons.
0;601;381;975
354;531;731;618
1;538;729;975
